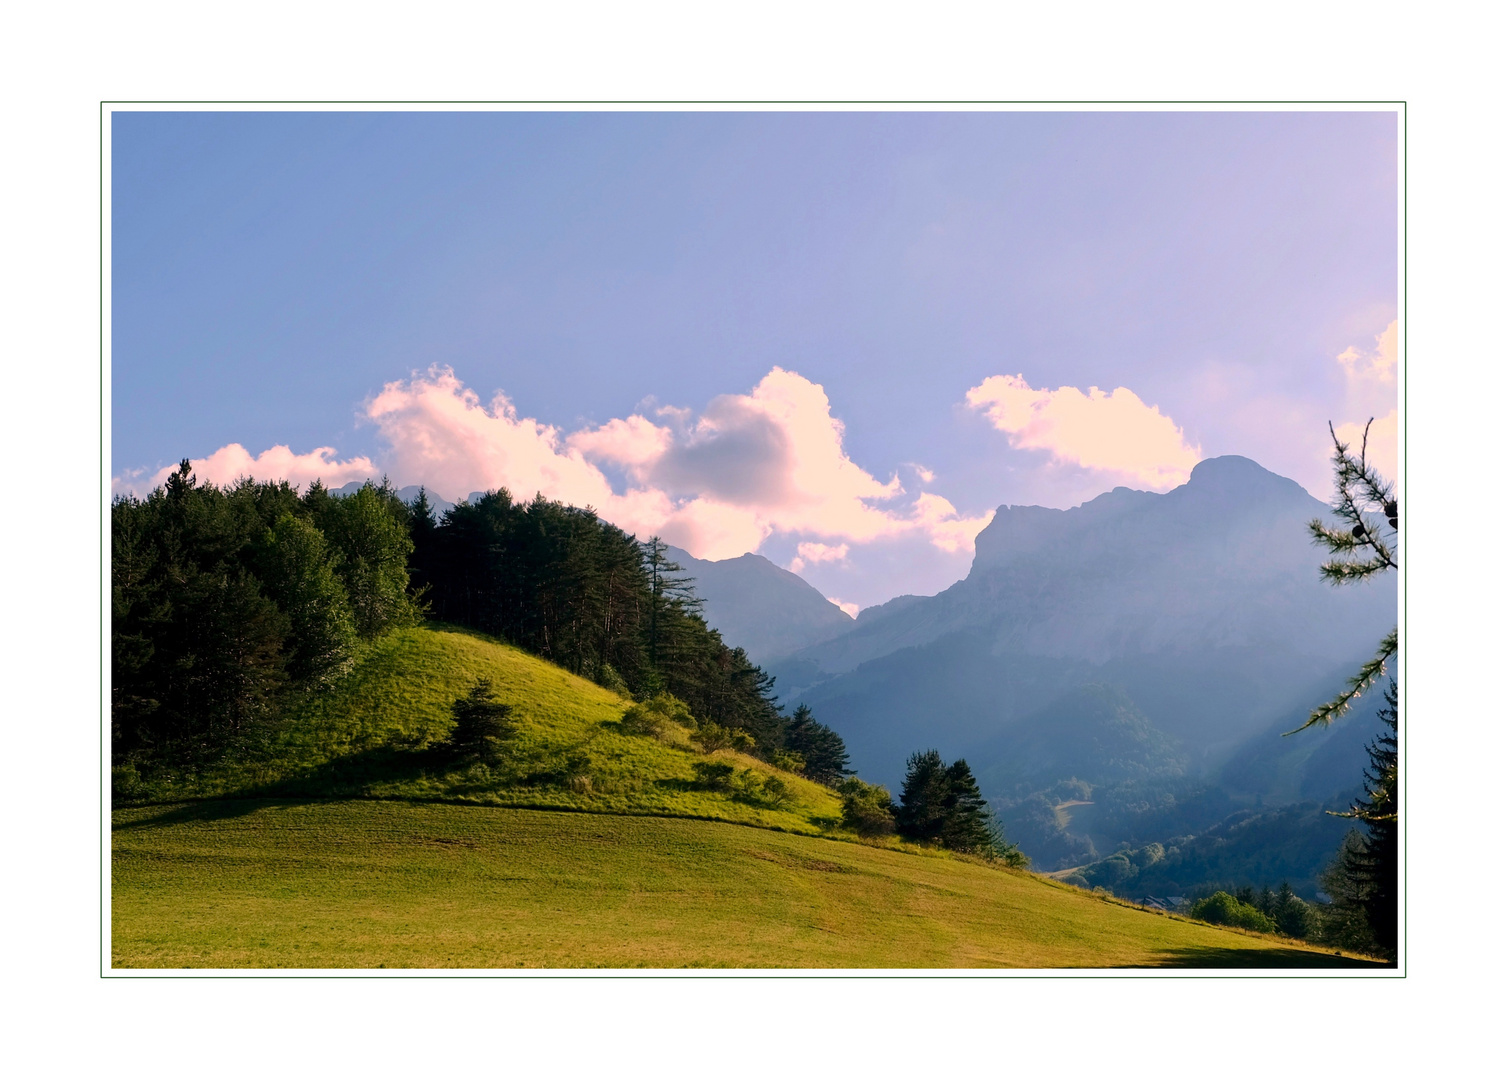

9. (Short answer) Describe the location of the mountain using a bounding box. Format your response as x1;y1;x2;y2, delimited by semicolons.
770;456;1396;872
665;546;855;665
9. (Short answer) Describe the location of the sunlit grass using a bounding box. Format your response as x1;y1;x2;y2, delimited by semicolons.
116;624;849;836
111;800;1382;969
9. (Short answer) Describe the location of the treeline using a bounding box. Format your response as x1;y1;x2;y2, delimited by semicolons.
112;465;420;765
111;468;852;788
408;488;851;782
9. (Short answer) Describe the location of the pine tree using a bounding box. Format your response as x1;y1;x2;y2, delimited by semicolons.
1300;420;1398;731
896;749;1020;860
782;704;852;786
1304;418;1400;961
447;678;516;761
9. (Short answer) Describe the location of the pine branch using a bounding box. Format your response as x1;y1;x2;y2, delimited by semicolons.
1287;627;1398;734
1316;421;1397;580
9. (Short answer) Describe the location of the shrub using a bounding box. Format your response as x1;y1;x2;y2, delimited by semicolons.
692;761;737;791
597;662;630;696
692;721;756;753
619;693;696;741
838;777;897;837
1189;891;1277;933
768;748;806;773
760;772;796;808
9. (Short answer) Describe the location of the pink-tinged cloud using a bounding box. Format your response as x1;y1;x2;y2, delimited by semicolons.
827;597;861;618
123;366;996;563
114;443;377;496
366;367;617;508
1337;320;1398;390
790;541;850;573
966;374;1201;489
1333;321;1399;488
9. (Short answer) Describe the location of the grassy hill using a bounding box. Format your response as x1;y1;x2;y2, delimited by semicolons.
112;800;1380;968
115;624;847;836
110;623;1381;968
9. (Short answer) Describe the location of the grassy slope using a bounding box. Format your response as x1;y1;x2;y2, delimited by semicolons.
111;624;1378;968
118;624;847;836
112;800;1380;969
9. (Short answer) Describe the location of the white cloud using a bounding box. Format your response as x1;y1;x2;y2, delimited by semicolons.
790;541;850;573
827;597;860;618
1337;320;1398;390
966;373;1201;489
117;366;997;563
114;443;376;496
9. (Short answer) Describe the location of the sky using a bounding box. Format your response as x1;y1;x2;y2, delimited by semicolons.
111;110;1399;611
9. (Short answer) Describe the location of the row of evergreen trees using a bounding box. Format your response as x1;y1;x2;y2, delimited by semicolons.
112;464;420;765
111;467;853;789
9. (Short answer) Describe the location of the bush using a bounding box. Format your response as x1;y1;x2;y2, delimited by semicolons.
692;721;756;753
1189;891;1277;933
596;662;630;696
692;761;736;791
838;777;897;837
619;693;696;741
767;748;806;773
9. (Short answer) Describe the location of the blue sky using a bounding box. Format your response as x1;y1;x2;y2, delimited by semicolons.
112;110;1398;609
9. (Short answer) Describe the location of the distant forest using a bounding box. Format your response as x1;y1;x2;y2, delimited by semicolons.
111;465;850;784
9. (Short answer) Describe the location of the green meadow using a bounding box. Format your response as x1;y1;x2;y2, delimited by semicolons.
112;800;1379;969
114;624;847;836
111;624;1379;968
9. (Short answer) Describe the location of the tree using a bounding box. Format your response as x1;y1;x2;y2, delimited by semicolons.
1300;419;1398;732
446;678;516;761
255;513;357;687
1304;418;1400;961
896;749;1022;861
782;704;852;786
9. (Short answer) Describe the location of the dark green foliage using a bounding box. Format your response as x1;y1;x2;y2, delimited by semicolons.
1317;830;1380;954
414;490;795;759
111;464;422;772
1189;891;1277;933
782;704;852;786
837;777;897;837
254;514;357;686
693;761;737;791
1314;688;1397;960
619;693;696;740
446;678;516;761
309;481;420;637
896;750;1023;861
1272;882;1318;939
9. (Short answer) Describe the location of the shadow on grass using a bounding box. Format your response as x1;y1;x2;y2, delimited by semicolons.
1140;945;1391;968
114;745;455;830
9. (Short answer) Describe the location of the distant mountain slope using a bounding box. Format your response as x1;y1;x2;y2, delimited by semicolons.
775;457;1396;872
665;546;854;665
791;456;1393;676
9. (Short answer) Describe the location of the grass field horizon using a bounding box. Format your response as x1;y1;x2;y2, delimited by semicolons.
112;800;1381;969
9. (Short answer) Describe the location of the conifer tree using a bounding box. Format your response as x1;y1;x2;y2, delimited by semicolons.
447;678;516;761
1300;419;1398;731
782;704;852;786
1304;418;1400;960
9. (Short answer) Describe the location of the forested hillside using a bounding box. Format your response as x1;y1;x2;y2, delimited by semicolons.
111;464;851;792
